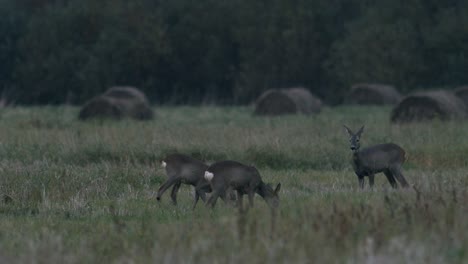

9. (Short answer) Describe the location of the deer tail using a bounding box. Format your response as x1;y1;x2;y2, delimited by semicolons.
204;171;214;181
161;160;167;168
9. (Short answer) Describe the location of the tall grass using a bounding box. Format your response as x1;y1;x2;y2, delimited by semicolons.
0;106;467;263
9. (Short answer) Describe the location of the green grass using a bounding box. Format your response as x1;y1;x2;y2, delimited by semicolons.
0;105;467;263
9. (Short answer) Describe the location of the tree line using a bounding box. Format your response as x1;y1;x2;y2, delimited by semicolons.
1;0;467;105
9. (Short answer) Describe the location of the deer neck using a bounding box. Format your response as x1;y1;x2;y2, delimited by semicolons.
352;151;361;166
257;181;267;198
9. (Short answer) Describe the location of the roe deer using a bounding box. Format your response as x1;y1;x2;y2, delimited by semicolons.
157;153;211;208
344;125;409;189
204;160;281;210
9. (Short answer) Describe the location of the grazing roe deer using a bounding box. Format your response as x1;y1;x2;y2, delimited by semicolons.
157;154;211;208
344;125;409;189
204;160;281;210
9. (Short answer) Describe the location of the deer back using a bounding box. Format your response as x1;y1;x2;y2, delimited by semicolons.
206;160;261;190
163;154;208;183
355;143;405;170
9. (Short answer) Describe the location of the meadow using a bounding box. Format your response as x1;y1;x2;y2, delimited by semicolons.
0;106;467;263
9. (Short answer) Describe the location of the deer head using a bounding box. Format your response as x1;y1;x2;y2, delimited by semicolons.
259;183;281;208
344;125;364;152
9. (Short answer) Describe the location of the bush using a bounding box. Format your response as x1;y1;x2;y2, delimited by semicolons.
14;0;168;104
2;0;468;105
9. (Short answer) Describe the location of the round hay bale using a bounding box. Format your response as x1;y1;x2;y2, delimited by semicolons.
254;87;323;116
284;88;323;114
390;90;466;123
347;83;402;105
104;86;149;103
254;90;297;116
454;86;468;106
79;95;154;121
114;98;154;120
79;96;123;120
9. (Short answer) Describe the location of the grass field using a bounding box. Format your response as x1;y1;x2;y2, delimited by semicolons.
0;106;467;263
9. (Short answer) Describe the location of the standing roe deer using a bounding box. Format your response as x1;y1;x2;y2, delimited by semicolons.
157;153;211;208
344;125;410;189
204;160;281;210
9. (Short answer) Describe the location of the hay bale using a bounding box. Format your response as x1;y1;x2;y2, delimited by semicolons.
79;96;122;120
454;86;468;106
113;97;154;120
347;83;402;105
284;88;323;114
79;86;154;121
104;86;149;103
254;87;323;116
79;95;154;121
254;90;297;116
390;90;466;123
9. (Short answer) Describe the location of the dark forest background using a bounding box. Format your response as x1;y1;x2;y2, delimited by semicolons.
1;0;468;105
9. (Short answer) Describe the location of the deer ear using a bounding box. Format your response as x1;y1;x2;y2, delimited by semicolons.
274;183;281;194
343;125;353;136
357;125;365;136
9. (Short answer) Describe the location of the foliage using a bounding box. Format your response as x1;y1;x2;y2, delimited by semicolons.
1;0;468;104
327;0;468;93
14;0;168;104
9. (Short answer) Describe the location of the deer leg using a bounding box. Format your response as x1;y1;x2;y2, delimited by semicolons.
358;176;365;189
219;194;227;203
157;177;180;201
207;190;221;208
368;174;375;188
384;170;398;188
192;182;209;209
199;191;207;203
390;167;410;188
170;181;182;205
196;182;210;203
221;186;235;206
193;184;207;209
228;190;237;202
192;191;200;209
237;191;244;212
247;191;255;209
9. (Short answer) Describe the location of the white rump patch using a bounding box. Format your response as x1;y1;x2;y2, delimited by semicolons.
161;161;167;168
204;171;214;181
